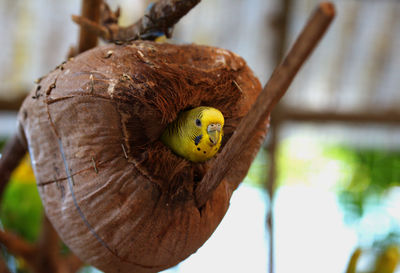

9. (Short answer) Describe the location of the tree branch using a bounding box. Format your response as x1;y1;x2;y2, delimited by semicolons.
0;93;27;111
195;2;336;207
275;107;400;125
0;255;11;273
77;0;103;53
63;254;84;273
72;0;201;42
0;230;35;262
0;134;27;199
34;216;60;272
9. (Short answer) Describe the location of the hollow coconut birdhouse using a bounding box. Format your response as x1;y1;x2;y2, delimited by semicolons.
17;41;266;273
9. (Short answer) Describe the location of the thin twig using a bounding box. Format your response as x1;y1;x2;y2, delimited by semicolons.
72;0;201;42
195;2;336;207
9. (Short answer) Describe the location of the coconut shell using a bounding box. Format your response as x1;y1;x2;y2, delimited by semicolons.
18;41;265;273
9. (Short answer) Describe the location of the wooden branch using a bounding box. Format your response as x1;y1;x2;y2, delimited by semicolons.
276;107;400;125
72;0;201;42
0;134;27;199
63;254;84;273
0;94;26;111
77;0;103;53
0;204;83;273
0;216;83;273
0;255;11;273
270;0;292;63
34;216;60;272
0;230;35;261
195;2;336;207
25;216;84;273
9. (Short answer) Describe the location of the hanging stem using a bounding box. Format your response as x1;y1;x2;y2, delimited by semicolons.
195;2;336;207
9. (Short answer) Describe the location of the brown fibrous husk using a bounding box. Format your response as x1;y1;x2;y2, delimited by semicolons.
18;41;263;273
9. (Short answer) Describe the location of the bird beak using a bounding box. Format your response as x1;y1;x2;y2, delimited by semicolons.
207;124;221;146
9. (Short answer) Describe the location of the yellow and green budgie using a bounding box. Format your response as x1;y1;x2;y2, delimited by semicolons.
161;106;224;162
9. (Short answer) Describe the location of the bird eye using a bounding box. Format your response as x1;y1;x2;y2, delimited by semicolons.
195;119;201;126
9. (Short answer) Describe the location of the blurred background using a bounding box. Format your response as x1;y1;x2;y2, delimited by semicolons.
1;0;400;272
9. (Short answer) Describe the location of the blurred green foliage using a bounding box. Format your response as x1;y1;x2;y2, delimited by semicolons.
0;138;6;152
324;146;400;250
275;136;400;223
276;137;353;189
1;136;43;243
0;154;43;243
243;147;269;188
276;136;400;272
335;149;400;220
0;182;43;243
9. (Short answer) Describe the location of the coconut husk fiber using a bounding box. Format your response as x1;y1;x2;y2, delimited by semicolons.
17;41;266;273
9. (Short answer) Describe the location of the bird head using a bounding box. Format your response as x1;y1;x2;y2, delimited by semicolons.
161;106;225;162
194;107;224;147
